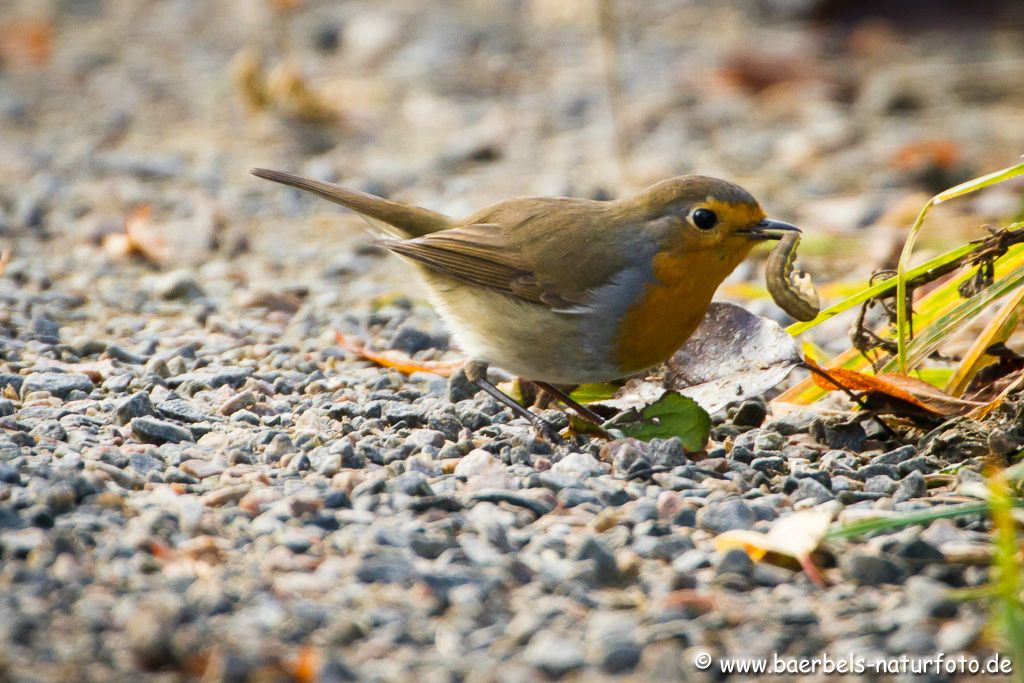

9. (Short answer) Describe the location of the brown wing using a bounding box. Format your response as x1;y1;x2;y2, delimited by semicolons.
380;224;590;309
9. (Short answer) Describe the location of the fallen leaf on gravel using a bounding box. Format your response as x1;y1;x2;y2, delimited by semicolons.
0;20;53;66
288;646;321;683
335;331;464;377
240;288;304;313
811;364;982;416
596;303;801;415
891;139;960;172
177;536;227;564
602;391;710;450
714;507;835;587
266;62;342;124
103;205;166;264
230;46;269;113
968;373;1024;421
658;589;716;616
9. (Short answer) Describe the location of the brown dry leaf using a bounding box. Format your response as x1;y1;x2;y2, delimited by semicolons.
891;139;961;172
714;507;835;587
177;536;227;565
266;62;342;124
103;205;166;264
596;303;801;415
967;373;1024;421
335;331;464;377
229;46;269;113
717;50;813;93
811;363;981;416
658;589;716;616
0;248;11;276
241;289;304;313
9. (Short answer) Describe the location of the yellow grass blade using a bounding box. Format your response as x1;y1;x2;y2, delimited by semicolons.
944;288;1024;397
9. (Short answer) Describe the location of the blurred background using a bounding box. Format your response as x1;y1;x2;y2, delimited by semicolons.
1;0;1023;349
2;2;1024;679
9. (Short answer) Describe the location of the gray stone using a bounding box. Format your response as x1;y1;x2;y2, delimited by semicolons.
648;437;688;466
130;417;193;445
115;393;154;423
389;471;434;497
525;634;584;678
208;367;252;389
390;325;444;355
22;372;94;399
839;551;910;586
574;536;620;586
219;390;256;416
814;418;867;451
864;475;897;494
697;499;756;534
105;344;148;365
870;444;917;465
151;270;206;300
447;368;478;403
732;400;767;427
765;410;818;435
895;470;927;502
793;477;834;504
356;550;415;583
716;547;755;577
751;455;786;474
157;398;209;423
0;374;23;395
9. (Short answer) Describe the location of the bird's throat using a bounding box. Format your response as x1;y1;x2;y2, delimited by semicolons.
613;243;752;375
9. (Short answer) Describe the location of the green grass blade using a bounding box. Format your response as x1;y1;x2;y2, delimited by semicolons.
826;501;1011;541
881;250;1024;373
895;160;1024;372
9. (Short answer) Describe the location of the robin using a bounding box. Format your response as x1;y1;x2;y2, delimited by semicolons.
252;168;800;437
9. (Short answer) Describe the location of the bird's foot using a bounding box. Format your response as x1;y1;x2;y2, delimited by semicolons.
464;360;564;443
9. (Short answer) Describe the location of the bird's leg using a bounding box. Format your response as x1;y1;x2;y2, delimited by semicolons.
464;360;562;441
533;381;606;426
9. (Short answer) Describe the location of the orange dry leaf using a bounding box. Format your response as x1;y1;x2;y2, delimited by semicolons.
0;20;54;66
335;331;464;377
288;646;321;683
0;248;11;276
103;205;166;264
147;539;175;560
808;360;980;416
891;139;960;172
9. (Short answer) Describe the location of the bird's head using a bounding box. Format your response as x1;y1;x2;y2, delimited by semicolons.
634;175;800;256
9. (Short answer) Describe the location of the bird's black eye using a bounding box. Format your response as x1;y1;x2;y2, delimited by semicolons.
691;208;718;230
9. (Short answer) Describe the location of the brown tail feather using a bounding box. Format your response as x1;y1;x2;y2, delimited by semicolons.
251;168;452;238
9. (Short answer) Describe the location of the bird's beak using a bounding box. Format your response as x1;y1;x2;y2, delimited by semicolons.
738;218;801;241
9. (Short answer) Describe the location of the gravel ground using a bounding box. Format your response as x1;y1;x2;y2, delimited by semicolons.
2;1;1024;681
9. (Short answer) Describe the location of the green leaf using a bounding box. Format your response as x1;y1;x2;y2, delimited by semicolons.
602;391;711;450
568;382;619;404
